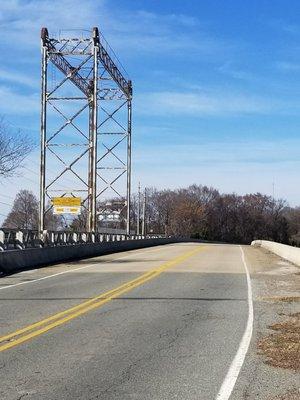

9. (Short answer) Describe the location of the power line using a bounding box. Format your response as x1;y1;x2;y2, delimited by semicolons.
24;165;83;188
23;166;38;175
0;193;14;200
20;175;39;186
0;200;12;207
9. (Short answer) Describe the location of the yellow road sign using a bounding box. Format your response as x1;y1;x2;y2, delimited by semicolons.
52;197;81;207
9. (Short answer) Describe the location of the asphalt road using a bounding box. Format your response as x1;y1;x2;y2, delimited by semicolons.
0;243;251;400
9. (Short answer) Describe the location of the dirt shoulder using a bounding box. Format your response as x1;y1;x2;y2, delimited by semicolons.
231;245;300;400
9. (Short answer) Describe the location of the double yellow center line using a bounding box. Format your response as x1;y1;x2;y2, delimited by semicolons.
0;245;205;352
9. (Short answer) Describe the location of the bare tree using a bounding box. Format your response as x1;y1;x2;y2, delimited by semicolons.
135;185;290;244
3;190;39;229
0;118;35;178
4;182;287;243
70;208;88;231
44;203;64;231
285;206;300;246
3;190;63;230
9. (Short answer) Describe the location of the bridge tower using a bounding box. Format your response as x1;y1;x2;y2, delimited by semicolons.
39;27;132;234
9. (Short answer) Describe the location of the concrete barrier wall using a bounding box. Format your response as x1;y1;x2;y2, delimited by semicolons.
251;240;300;266
0;238;179;274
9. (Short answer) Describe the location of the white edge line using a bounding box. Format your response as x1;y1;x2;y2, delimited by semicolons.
215;245;254;400
0;245;171;292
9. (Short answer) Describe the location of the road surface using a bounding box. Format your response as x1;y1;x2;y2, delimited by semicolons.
0;243;255;399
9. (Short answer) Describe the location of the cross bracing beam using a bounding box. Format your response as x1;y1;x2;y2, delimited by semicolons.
41;28;91;97
39;27;132;235
41;27;132;99
97;33;132;98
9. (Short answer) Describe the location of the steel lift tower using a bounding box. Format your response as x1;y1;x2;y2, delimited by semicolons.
39;27;132;234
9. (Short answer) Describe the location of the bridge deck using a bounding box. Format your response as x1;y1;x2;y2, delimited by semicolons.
0;243;298;399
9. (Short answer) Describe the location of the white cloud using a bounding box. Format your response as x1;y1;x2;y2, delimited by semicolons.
268;19;300;35
133;159;300;207
0;2;236;118
0;0;233;107
104;10;232;57
0;68;38;87
0;0;223;58
135;90;282;117
276;61;300;71
0;0;104;48
217;62;256;81
134;138;300;166
132;139;300;206
0;85;39;114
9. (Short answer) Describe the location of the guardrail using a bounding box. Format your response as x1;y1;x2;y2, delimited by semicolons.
0;228;163;252
251;240;300;267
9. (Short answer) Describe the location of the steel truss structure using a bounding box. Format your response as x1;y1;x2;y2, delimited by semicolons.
40;27;132;234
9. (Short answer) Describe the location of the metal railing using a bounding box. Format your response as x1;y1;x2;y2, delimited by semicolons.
0;228;163;251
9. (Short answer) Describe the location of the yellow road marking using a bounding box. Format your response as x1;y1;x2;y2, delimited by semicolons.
0;245;206;352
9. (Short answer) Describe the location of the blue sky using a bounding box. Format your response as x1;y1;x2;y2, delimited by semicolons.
0;0;300;221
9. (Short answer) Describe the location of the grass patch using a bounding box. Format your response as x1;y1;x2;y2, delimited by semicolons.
259;297;300;303
269;389;300;399
258;312;300;370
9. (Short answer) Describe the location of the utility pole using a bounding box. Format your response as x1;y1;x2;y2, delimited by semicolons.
88;28;99;233
126;88;132;236
137;182;141;235
39;29;47;234
142;187;146;237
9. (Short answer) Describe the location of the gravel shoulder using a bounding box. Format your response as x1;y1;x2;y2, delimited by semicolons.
231;245;300;400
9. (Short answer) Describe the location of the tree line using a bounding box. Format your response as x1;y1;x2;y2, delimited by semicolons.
139;185;295;244
2;185;300;245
